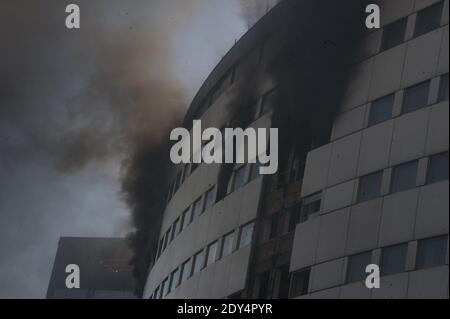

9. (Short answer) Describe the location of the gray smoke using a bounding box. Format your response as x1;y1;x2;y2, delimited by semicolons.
0;0;255;298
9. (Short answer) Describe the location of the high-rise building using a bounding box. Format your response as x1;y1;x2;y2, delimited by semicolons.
46;237;135;299
143;0;449;299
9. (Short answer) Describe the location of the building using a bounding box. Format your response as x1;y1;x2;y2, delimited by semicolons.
46;237;135;299
143;0;449;299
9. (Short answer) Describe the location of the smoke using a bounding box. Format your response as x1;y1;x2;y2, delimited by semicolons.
0;0;288;298
239;0;280;27
0;0;253;298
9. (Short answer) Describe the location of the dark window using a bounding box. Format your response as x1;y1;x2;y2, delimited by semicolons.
427;152;449;184
180;258;193;283
238;222;254;249
347;251;372;283
369;94;395;126
191;197;203;220
290;269;310;298
181;207;191;231
206;241;218;266
402;81;430;114
232;165;247;192
221;231;235;258
414;2;443;37
416;236;448;270
203;186;216;211
192;249;205;275
174;171;182;192
171;218;180;241
391;160;418;193
300;193;322;221
269;214;279;239
278;266;291;299
438;73;449;102
381;243;408;276
154;286;160;299
181;164;190;183
157;238;164;257
159;279;167;299
288;204;301;232
169;268;180;292
357;171;383;203
257;271;270;299
382;18;407;50
163;229;171;249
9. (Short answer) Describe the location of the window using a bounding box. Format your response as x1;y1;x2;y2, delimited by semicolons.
416;236;448;270
154;286;160;300
174;171;182;192
300;193;322;221
171;218;180;241
414;2;443;37
163;229;171;250
391;160;418;193
381;243;408;276
232;165;247;192
180;258;193;283
381;18;407;50
288;204;301;232
347;251;372;283
203;186;216;211
191;197;203;220
369;94;394;126
257;271;270;299
278;266;291;299
206;241;218;266
157;237;164;257
402;81;430;114
181;207;191;231
269;214;279;239
427;152;449;184
290;269;310;298
221;231;235;258
160;278;168;298
181;164;190;183
169;268;180;292
238;222;254;249
438;73;449;102
357;171;383;203
192;249;206;275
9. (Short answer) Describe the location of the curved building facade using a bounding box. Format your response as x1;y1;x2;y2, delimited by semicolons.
143;0;449;299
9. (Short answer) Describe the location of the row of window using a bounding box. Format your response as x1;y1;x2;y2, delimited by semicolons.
357;151;449;203
380;1;445;52
291;234;449;297
150;221;255;299
368;73;448;128
166;88;278;204
296;151;448;224
157;160;264;262
157;185;217;259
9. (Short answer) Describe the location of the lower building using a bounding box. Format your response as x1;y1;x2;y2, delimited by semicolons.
46;237;135;299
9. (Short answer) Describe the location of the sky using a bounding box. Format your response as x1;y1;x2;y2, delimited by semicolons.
0;0;278;299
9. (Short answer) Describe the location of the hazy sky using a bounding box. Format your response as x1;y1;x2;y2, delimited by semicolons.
0;0;277;299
